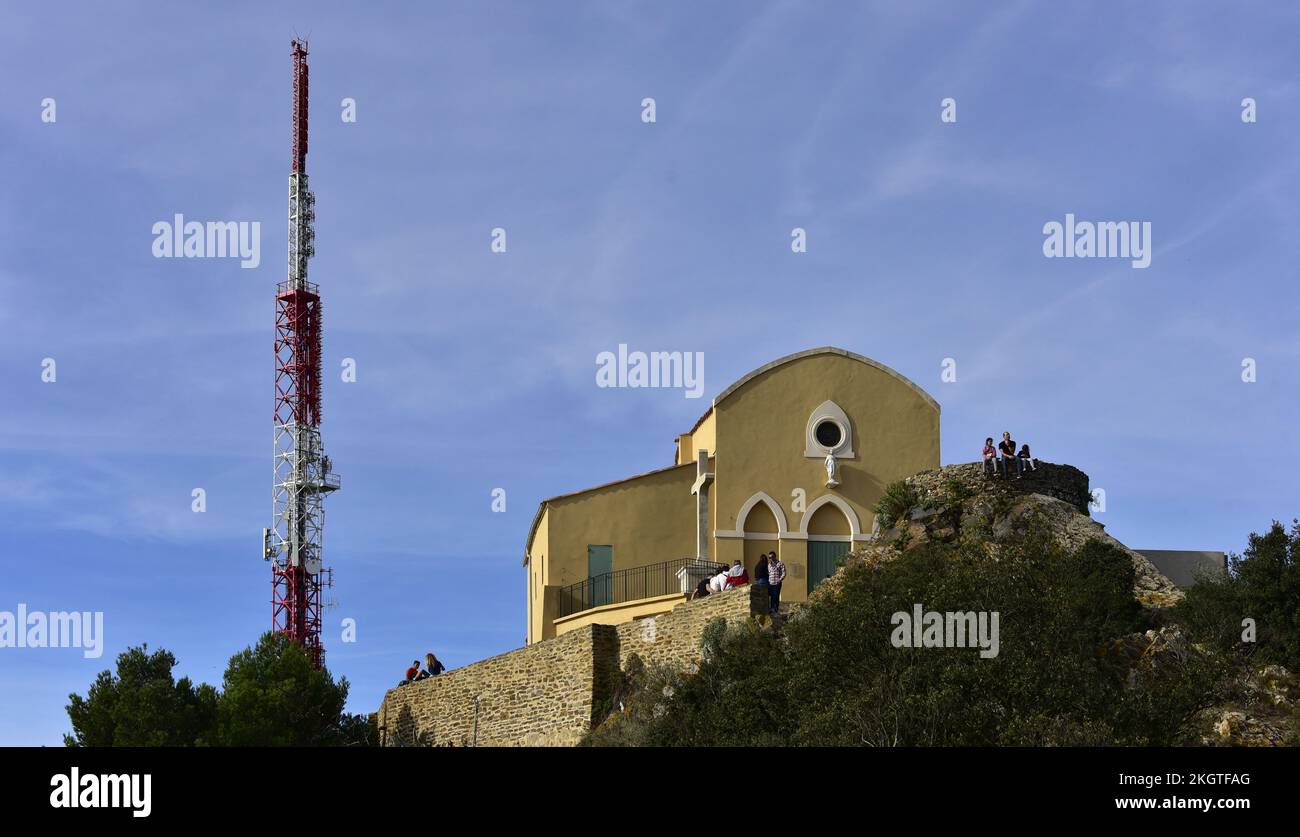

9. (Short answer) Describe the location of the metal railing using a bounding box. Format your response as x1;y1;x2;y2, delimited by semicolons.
558;557;726;618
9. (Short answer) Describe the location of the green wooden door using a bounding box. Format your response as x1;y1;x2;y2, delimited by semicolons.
588;545;613;607
808;540;850;593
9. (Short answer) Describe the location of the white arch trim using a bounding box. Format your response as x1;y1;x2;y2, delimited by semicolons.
799;493;864;538
715;491;793;539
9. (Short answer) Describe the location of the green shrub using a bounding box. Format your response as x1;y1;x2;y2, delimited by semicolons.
593;525;1227;747
940;476;974;507
989;493;1014;522
874;480;919;529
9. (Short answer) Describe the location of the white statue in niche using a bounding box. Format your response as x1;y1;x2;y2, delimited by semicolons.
824;453;839;488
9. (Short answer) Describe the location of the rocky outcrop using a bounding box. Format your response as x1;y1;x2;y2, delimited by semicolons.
1198;665;1298;747
836;462;1183;607
1011;494;1181;606
904;460;1092;515
1103;625;1192;672
1107;629;1298;746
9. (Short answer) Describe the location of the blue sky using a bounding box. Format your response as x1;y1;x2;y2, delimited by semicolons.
2;1;1299;745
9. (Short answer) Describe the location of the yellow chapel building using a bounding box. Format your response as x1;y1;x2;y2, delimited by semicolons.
524;347;940;644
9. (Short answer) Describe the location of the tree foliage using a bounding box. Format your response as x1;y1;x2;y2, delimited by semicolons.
216;632;352;746
1176;519;1300;671
65;632;368;747
64;644;217;747
588;527;1228;747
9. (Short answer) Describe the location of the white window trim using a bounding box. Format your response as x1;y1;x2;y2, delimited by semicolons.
804;400;856;459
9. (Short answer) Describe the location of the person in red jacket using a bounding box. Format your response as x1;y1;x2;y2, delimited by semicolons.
404;660;420;683
724;560;749;590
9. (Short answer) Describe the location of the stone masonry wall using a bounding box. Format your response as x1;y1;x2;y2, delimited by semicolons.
378;587;759;746
379;624;607;747
904;461;1091;516
612;585;756;674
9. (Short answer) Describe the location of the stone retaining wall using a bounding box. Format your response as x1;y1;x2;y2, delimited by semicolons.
379;624;608;747
613;585;757;674
378;584;758;746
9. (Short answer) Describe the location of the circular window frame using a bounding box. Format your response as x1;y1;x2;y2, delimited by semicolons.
804;400;855;459
814;418;845;450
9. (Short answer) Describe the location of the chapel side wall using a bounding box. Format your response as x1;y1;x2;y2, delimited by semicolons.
544;465;697;590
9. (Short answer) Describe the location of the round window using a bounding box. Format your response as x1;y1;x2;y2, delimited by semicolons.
814;419;843;449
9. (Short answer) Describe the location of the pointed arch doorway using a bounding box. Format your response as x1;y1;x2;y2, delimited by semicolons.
804;500;853;593
741;498;781;578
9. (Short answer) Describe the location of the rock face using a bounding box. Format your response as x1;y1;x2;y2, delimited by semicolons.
1108;630;1298;746
838;461;1183;607
1011;494;1182;606
1198;665;1299;747
904;460;1093;515
803;461;1297;746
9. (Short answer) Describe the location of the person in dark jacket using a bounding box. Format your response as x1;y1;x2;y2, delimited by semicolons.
754;553;770;588
998;431;1022;479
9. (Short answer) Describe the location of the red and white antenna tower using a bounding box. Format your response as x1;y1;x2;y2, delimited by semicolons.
263;39;339;669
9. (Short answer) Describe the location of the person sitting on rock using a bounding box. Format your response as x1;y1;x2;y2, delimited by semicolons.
998;431;1022;479
404;659;421;684
982;437;997;477
692;575;711;600
1017;443;1037;472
